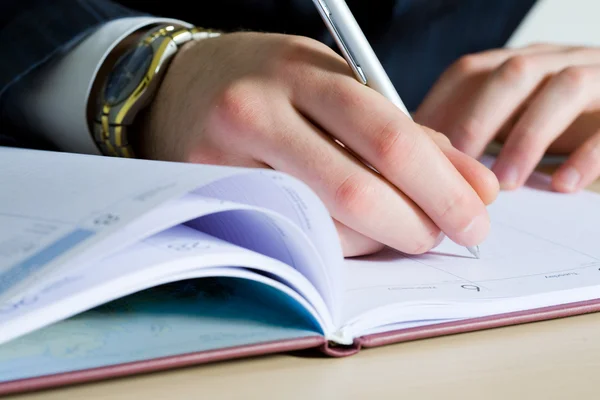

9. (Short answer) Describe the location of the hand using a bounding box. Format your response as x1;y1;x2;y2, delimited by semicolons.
136;32;498;257
415;44;600;193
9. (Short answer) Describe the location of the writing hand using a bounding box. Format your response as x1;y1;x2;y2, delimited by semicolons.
416;44;600;193
135;32;498;257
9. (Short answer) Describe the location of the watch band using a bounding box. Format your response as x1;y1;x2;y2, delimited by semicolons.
92;24;220;158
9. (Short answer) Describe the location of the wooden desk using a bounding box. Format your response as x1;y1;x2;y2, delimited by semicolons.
8;175;600;400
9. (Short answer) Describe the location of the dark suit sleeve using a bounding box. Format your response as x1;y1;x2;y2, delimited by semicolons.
0;0;144;149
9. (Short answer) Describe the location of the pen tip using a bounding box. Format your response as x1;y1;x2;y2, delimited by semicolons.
467;246;480;259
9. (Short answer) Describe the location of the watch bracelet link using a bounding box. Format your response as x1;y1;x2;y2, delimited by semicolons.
92;24;221;158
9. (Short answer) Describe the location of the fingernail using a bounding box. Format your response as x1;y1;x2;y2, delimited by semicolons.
460;214;490;245
494;165;519;190
556;166;581;192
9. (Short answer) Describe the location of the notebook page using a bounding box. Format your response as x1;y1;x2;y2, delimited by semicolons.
340;173;600;326
65;189;336;312
191;171;345;317
0;148;342;313
0;148;247;303
0;225;332;346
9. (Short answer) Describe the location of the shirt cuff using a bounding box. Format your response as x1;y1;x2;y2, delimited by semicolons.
12;16;192;155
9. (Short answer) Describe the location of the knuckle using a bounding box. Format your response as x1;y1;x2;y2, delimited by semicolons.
370;120;418;171
452;54;481;75
496;55;532;83
451;118;483;150
408;228;441;255
435;188;471;225
271;35;322;75
556;66;589;92
212;82;267;142
330;81;367;110
334;172;375;217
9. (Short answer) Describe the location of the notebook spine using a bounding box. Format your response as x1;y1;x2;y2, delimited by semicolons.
320;338;362;357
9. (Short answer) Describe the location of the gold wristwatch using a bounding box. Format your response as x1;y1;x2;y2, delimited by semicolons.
92;24;220;157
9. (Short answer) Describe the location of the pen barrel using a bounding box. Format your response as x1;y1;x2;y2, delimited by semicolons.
324;0;412;119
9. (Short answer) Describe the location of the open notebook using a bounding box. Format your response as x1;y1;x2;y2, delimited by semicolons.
1;146;600;395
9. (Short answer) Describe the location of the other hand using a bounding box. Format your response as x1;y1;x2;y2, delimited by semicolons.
416;43;600;193
136;32;498;257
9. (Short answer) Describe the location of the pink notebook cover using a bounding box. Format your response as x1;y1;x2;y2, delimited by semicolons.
2;298;600;396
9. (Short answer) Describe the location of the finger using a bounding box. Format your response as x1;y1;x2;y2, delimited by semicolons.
292;74;490;247
415;44;565;128
441;145;500;205
547;111;600;154
552;131;600;192
333;219;385;257
421;126;499;205
446;49;600;158
260;104;443;255
492;65;600;190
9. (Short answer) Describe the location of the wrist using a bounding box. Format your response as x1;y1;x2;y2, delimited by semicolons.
88;24;221;158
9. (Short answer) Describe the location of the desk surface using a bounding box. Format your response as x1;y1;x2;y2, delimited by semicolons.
8;174;600;400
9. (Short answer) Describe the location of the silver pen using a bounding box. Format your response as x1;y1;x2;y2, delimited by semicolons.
313;0;480;259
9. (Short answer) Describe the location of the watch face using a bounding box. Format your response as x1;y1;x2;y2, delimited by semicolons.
104;43;154;106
